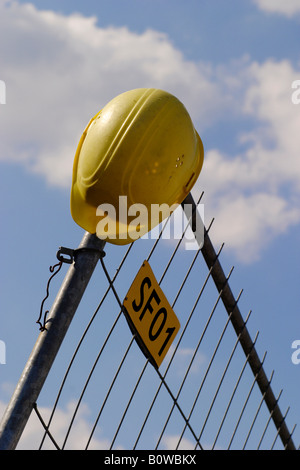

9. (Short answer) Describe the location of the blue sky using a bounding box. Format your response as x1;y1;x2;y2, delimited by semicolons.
0;0;299;449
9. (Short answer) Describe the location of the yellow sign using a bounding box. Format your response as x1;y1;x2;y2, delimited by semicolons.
123;260;180;368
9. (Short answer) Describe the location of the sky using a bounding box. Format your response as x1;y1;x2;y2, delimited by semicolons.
0;0;299;450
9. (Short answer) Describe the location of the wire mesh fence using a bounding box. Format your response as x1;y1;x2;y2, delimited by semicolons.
1;194;297;450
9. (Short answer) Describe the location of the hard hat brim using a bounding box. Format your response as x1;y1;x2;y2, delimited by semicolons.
71;181;97;234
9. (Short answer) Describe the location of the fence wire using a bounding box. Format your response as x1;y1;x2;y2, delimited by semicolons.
15;194;297;450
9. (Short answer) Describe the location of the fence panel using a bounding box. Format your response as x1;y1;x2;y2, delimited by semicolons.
0;194;297;450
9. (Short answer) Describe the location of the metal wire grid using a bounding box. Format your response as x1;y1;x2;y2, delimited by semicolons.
17;194;297;450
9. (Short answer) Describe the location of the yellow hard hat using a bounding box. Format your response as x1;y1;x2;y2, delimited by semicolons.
70;88;204;244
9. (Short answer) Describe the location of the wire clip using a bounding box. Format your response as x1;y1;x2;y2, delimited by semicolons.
56;246;106;265
56;246;74;264
36;245;105;331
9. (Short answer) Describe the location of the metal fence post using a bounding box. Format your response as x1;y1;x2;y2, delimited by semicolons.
0;232;105;450
182;193;296;450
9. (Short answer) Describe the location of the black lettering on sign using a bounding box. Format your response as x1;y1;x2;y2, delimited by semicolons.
158;326;176;357
132;276;151;312
123;260;180;368
149;308;167;341
139;288;160;321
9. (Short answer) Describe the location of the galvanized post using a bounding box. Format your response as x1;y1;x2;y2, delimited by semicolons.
0;232;105;450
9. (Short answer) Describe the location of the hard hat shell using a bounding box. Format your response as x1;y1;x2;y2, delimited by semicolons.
71;88;204;244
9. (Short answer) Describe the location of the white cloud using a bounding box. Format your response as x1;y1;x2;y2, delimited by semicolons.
162;434;216;450
162;434;195;450
253;0;300;17
0;399;110;450
205;191;300;262
0;0;219;188
194;59;300;262
1;1;300;263
164;345;206;376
